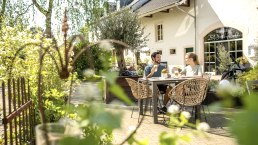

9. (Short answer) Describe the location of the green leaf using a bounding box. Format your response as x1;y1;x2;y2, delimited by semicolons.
91;110;122;130
101;72;118;85
243;93;258;111
61;137;87;145
180;135;191;142
230;93;258;145
159;131;178;145
136;138;150;145
109;84;132;105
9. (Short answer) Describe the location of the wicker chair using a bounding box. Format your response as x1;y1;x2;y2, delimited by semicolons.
125;78;153;122
202;73;211;80
168;78;209;121
202;73;212;114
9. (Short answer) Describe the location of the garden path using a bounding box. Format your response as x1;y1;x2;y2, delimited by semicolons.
112;108;238;145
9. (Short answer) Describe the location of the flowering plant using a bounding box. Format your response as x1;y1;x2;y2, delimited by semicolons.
159;105;210;145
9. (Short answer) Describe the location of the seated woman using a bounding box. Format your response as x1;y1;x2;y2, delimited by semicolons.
180;52;202;76
162;53;202;112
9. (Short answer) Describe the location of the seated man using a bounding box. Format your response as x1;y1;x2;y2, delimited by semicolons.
144;52;171;113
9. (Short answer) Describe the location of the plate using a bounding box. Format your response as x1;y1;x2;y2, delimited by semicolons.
151;77;160;79
180;76;193;78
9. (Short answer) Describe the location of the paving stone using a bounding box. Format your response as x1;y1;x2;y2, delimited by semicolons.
111;109;237;145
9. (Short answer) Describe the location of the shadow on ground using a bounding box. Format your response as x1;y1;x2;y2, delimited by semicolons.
159;107;236;138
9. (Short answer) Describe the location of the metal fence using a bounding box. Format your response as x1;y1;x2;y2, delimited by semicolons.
1;77;36;145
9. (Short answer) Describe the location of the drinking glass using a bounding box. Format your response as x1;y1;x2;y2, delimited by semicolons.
174;70;179;78
161;73;167;79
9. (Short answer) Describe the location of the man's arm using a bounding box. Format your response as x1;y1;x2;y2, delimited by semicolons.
145;65;158;78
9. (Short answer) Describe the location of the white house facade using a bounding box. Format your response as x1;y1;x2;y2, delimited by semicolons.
133;0;258;74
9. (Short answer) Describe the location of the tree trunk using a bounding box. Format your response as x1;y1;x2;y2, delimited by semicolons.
115;48;126;73
45;14;52;37
32;0;54;37
135;51;140;65
0;0;7;30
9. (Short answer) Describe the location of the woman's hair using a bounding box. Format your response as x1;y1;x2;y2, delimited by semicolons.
186;52;200;65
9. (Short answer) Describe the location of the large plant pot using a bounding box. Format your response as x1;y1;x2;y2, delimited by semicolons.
105;76;142;104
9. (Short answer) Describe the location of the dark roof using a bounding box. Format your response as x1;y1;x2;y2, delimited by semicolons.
133;0;178;17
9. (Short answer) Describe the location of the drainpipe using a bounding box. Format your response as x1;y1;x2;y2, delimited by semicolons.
194;0;197;53
175;0;197;53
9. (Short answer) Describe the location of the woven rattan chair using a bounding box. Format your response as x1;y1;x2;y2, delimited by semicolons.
202;73;211;80
202;73;212;114
125;78;153;122
168;78;209;121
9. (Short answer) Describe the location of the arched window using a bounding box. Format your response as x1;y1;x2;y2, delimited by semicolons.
203;27;242;74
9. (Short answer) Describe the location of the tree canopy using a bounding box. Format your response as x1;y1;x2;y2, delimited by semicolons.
96;9;147;71
0;0;32;30
31;0;110;37
1;0;111;37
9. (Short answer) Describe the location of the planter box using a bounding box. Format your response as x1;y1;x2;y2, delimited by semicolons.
105;76;142;104
202;91;243;107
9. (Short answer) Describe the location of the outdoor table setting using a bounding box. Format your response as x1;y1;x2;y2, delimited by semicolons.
138;76;194;124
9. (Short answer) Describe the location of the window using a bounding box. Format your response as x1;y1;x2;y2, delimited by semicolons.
170;49;176;54
204;27;243;74
157;50;162;55
156;24;163;41
185;47;194;53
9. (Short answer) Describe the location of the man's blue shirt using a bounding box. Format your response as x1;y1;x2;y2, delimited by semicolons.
144;64;166;77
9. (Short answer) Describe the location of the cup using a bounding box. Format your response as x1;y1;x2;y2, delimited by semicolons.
36;123;80;145
161;73;167;79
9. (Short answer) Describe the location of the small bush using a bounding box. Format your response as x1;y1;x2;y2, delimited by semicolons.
73;42;112;79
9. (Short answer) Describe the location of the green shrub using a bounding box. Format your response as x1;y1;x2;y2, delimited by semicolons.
208;79;219;91
137;63;146;76
238;65;258;86
73;42;112;79
0;25;70;123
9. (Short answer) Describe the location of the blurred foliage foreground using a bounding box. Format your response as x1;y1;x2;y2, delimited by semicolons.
230;93;258;145
216;80;258;145
1;24;258;145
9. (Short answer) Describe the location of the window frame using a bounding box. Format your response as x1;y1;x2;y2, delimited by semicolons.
155;24;163;41
204;27;243;74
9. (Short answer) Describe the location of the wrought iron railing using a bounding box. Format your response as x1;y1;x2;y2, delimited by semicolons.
1;77;36;145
